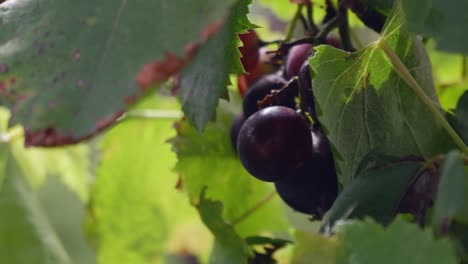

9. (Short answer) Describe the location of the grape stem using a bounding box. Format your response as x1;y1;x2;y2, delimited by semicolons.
119;109;183;121
231;190;277;226
378;40;468;155
305;2;319;35
281;13;341;53
285;5;304;42
462;56;468;80
299;12;311;33
337;4;355;51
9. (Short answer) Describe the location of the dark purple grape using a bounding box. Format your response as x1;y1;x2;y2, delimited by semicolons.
285;44;313;79
242;74;295;118
275;128;338;216
326;35;342;49
230;114;246;153
237;106;313;182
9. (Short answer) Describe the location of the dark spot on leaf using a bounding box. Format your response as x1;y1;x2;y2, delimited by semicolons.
175;177;184;191
16;93;28;102
0;64;9;73
439;218;452;235
9;77;16;85
35;43;45;55
76;80;84;87
0;81;5;91
48;101;57;109
72;50;81;61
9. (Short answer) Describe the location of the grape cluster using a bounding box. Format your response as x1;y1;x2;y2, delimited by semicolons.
231;30;338;217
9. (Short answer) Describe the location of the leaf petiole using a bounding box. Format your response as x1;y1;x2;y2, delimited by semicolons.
378;39;468;155
231;190;277;226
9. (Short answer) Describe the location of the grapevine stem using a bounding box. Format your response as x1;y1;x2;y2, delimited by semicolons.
119;109;183;121
285;5;304;42
299;12;310;32
378;40;468;155
232;190;277;226
281;14;342;53
462;56;467;80
337;5;354;51
306;3;319;35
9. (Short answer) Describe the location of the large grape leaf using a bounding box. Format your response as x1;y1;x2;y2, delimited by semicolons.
292;217;457;264
0;108;91;200
322;161;422;230
196;192;250;264
291;231;337;264
38;177;95;264
89;96;210;263
432;151;468;232
170;100;288;237
335;218;458;264
0;147;71;264
309;7;453;184
401;0;468;54
0;0;236;146
180;0;254;131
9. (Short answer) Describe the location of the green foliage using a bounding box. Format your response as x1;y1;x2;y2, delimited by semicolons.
38;177;95;264
171;101;288;237
447;91;468;144
257;0;296;21
196;191;250;264
432;151;468;231
1;0;468;263
89;96;208;263
401;0;468;54
0;0;236;144
293;218;458;264
322;160;422;230
309;8;453;184
181;0;255;131
0;148;71;264
335;218;458;264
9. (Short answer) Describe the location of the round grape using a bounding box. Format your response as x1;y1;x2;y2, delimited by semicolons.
237;106;313;182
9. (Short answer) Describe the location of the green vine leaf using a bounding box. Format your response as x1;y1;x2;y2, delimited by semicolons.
432;150;468;232
170;101;288;237
401;0;468;54
335;218;458;264
196;191;250;264
0;147;72;264
180;0;255;131
0;0;236;146
322;160;422;230
309;7;453;184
